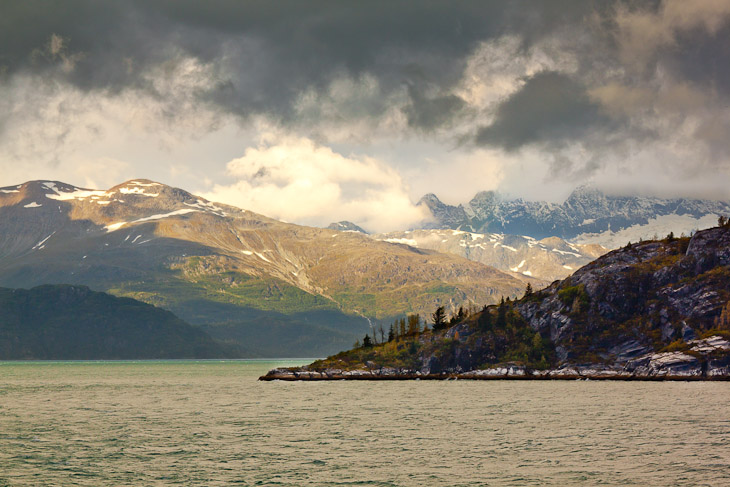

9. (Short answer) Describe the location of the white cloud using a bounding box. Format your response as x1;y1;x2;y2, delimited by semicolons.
203;136;430;232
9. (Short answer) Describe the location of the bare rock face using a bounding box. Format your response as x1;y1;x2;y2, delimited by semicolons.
515;227;730;365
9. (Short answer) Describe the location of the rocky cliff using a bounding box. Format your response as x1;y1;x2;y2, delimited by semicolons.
262;224;730;380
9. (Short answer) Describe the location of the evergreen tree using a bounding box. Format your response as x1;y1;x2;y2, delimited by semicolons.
362;334;372;348
398;318;407;338
496;297;507;328
432;306;447;331
524;282;533;298
477;307;492;332
387;324;395;342
407;314;421;335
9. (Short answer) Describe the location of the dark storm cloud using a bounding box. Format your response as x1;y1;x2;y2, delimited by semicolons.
669;24;730;96
403;84;467;132
475;71;613;150
0;0;596;127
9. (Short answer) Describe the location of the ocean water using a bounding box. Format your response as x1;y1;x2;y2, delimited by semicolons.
0;360;728;486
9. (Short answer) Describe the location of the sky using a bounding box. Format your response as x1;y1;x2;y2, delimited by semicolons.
1;0;729;232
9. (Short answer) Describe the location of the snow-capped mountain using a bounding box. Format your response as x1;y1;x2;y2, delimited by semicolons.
417;185;730;247
0;179;531;356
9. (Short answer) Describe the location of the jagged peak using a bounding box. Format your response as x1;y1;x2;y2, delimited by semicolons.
418;193;443;206
468;190;500;207
564;183;605;202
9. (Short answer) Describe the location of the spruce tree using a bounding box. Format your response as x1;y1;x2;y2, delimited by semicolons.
432;306;446;331
524;282;533;298
407;314;420;335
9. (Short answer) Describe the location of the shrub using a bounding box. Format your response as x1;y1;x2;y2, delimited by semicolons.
558;284;589;309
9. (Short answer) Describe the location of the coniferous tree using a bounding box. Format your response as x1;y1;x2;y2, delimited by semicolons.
478;306;492;332
406;314;420;335
362;334;372;348
387;324;395;342
432;306;447;331
496;297;507;328
398;318;407;338
524;282;533;298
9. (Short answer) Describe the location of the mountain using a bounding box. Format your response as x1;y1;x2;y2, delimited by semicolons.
0;284;231;359
374;229;606;282
417;186;730;246
262;224;730;380
0;180;530;357
326;221;368;234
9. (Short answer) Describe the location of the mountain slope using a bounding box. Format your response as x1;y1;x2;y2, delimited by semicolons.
265;224;730;379
0;284;231;359
374;229;606;282
418;186;730;245
0;180;529;356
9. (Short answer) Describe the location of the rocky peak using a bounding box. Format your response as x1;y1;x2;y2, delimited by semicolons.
465;190;500;220
417;193;468;229
562;184;608;219
417;193;443;209
327;221;368;234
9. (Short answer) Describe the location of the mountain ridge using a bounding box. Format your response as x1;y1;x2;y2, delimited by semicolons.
0;284;234;359
415;185;730;244
0;179;530;356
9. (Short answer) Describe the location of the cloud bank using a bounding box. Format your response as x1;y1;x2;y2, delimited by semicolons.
0;1;728;228
204;137;430;233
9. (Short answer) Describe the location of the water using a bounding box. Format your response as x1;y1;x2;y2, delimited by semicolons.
1;360;728;486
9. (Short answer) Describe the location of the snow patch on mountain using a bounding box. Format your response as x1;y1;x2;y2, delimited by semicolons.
572;213;720;248
46;188;108;201
106;209;199;232
384;238;418;247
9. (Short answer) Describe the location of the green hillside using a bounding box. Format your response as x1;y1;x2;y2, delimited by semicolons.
0;284;235;359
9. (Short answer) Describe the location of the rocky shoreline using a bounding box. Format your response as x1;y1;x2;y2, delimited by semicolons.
260;335;730;381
